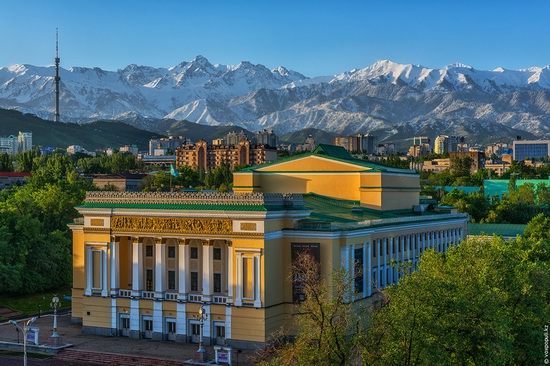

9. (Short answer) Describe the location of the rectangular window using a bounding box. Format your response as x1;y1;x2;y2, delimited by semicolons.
354;247;364;294
92;250;102;289
190;247;198;259
146;245;153;257
168;246;176;258
216;325;225;338
242;257;254;299
213;248;222;260
191;271;198;292
214;273;222;293
146;269;154;291
168;270;176;290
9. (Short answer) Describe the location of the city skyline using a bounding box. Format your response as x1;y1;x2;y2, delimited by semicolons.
1;0;549;77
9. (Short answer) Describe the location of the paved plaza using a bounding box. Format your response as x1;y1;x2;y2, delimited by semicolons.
0;313;255;365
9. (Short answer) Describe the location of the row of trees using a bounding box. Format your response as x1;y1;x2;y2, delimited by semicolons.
0;152;94;294
259;215;550;365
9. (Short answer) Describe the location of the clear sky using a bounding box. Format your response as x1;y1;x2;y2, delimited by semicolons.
1;0;549;77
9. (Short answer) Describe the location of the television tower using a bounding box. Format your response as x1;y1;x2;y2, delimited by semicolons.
54;28;60;122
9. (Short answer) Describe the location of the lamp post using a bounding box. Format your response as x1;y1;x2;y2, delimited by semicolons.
50;295;61;345
195;303;208;362
9;317;37;366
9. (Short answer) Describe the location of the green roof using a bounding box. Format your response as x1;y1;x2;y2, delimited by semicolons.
468;223;526;237
237;145;417;174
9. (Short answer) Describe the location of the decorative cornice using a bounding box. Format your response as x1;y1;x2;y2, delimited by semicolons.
84;191;304;209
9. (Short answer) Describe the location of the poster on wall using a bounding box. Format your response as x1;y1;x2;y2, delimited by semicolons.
291;243;320;302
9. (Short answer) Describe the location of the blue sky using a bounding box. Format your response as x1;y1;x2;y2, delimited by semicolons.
1;0;549;76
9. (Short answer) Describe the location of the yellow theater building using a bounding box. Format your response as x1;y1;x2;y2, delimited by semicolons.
70;145;469;349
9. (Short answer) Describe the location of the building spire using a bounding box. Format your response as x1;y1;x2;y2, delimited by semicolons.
54;28;61;122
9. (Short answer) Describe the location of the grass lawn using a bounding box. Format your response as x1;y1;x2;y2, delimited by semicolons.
0;287;72;320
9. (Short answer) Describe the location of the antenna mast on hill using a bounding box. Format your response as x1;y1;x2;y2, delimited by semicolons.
54;28;61;122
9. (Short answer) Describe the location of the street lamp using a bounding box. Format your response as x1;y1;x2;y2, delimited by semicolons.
195;303;208;361
50;295;61;345
9;317;37;366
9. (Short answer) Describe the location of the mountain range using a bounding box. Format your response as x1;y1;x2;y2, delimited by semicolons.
1;56;549;145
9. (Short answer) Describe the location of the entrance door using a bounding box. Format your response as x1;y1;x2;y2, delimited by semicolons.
165;318;176;341
213;322;226;345
189;321;200;343
142;316;153;339
119;314;130;337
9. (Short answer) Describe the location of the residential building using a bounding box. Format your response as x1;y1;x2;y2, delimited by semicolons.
120;145;139;156
67;145;96;156
413;136;429;146
408;143;432;158
175;139;277;171
0;135;18;155
333;134;377;154
70;145;468;349
421;158;451;173
512;139;550;161
295;135;316;152
149;136;188;156
255;129;277;147
225;131;248;146
17;131;32;152
434;135;459;154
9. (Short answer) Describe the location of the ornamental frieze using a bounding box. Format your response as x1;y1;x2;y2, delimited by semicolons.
111;216;233;234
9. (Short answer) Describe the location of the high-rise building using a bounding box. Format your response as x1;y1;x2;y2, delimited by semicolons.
413;136;429;146
434;135;459;154
18;131;32;152
149;136;188;156
255;129;277;147
332;134;377;154
0;135;18;155
225;131;248;146
512;139;550;161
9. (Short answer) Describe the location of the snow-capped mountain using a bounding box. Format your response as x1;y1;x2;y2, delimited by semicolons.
1;56;550;144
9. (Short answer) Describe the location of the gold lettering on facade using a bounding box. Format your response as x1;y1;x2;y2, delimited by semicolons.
90;219;104;227
240;222;257;231
110;216;233;234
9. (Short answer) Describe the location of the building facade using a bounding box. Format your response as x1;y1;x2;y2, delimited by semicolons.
71;145;469;349
512;139;550;161
175;140;277;171
149;136;188;156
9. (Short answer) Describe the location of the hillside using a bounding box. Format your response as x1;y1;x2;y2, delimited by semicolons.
0;109;161;151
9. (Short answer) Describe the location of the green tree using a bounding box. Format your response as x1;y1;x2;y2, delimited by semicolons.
257;252;361;365
0;153;14;172
360;234;550;365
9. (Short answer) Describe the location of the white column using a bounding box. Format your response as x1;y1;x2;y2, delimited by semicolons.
153;300;163;336
362;242;367;298
131;237;143;297
225;306;232;340
235;253;243;306
349;244;355;299
178;239;189;301
130;298;140;333
176;302;187;340
85;246;92;296
253;253;262;308
202;240;214;302
109;238;120;296
101;249;108;297
111;298;117;330
226;241;234;303
367;242;372;297
154;238;166;299
203;304;211;339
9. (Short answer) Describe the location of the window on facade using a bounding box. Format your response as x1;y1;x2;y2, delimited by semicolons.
214;273;222;293
213;248;222;260
190;247;198;259
144;319;153;331
92;250;102;290
354;247;364;294
216;325;225;338
191;271;198;292
168;270;176;290
168;246;176;258
242;257;254;299
146;269;153;291
146;245;153;257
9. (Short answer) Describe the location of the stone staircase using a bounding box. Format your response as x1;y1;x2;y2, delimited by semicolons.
55;349;185;366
